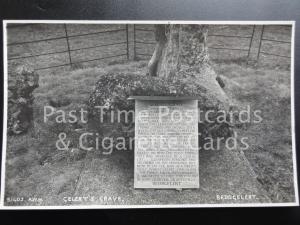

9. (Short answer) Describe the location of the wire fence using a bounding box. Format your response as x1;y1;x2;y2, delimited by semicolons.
133;24;292;63
208;25;255;58
133;25;156;59
257;25;291;60
7;24;292;73
7;24;130;71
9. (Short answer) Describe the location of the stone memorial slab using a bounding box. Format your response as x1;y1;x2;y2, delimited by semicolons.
130;96;199;189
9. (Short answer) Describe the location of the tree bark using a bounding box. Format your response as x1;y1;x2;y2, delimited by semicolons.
147;25;167;77
149;25;210;78
148;24;228;103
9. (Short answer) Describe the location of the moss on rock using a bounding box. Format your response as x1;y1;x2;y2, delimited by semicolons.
8;65;39;135
87;72;234;149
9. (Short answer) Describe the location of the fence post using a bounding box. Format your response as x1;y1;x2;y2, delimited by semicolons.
247;25;256;58
257;25;265;61
133;24;136;60
126;24;129;60
64;24;73;67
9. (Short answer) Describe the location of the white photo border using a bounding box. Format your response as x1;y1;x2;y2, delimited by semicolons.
1;20;298;209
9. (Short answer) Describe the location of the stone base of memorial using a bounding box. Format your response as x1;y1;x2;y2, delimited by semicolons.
129;96;200;189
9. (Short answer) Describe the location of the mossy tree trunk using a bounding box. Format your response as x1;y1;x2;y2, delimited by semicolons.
147;25;167;77
148;24;226;100
148;24;210;78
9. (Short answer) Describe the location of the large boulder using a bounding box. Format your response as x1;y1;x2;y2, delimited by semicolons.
8;65;39;135
87;72;234;149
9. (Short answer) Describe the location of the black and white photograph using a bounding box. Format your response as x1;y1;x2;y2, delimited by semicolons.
1;21;298;208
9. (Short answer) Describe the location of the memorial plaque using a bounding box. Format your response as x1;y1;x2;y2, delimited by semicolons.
131;96;199;189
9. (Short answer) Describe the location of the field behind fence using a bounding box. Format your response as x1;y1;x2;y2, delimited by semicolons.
6;24;292;74
7;24;130;74
134;24;291;65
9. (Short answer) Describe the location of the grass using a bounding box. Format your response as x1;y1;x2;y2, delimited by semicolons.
4;59;295;205
4;24;294;204
213;62;294;202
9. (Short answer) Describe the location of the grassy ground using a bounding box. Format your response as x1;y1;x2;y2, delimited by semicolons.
4;58;295;204
213;61;294;202
4;61;147;205
4;24;294;205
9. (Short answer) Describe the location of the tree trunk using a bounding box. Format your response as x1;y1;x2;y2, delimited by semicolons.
147;25;167;77
159;24;210;78
148;24;210;78
148;24;227;102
